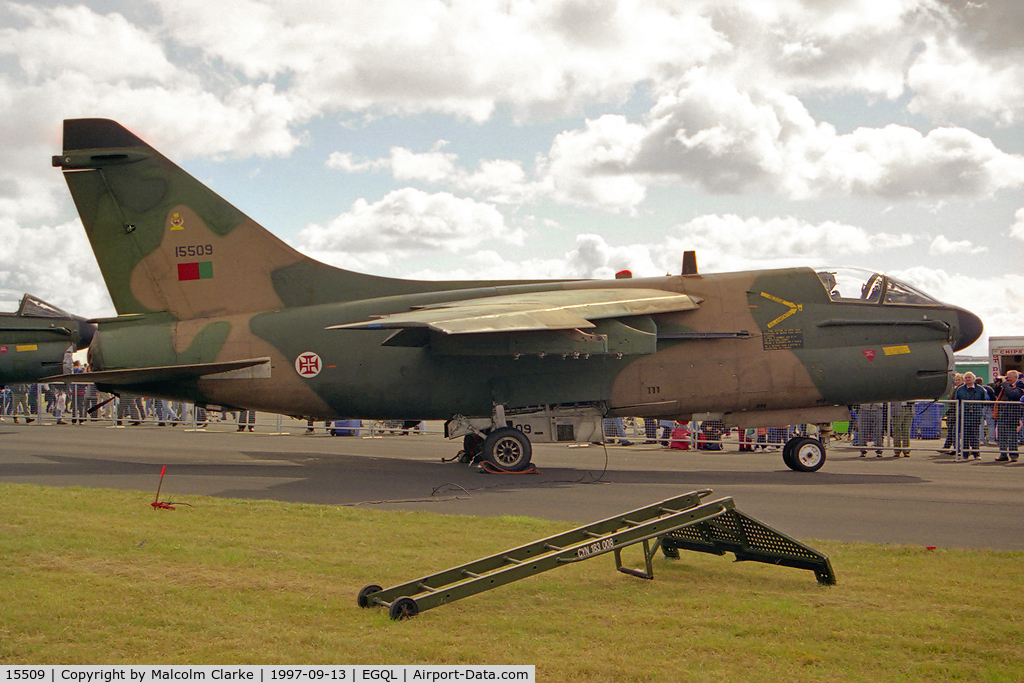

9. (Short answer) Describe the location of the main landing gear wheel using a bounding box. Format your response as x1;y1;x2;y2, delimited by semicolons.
482;427;533;472
357;584;382;608
458;434;483;464
784;436;827;472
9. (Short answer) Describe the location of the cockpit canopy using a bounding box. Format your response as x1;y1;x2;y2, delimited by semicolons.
815;268;941;306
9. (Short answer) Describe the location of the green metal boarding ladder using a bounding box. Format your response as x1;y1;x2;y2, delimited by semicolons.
358;490;836;619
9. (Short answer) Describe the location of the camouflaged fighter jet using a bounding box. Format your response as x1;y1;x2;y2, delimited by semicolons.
49;118;982;472
1;293;95;385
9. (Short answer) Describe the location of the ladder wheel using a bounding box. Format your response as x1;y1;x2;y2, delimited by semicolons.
483;427;532;471
389;596;420;620
357;584;382;608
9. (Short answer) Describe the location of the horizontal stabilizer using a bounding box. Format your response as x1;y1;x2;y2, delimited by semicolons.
330;288;700;335
43;357;270;385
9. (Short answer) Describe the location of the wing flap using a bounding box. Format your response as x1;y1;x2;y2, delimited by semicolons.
331;288;699;335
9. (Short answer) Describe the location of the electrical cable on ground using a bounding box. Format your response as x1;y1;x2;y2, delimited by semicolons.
339;441;613;507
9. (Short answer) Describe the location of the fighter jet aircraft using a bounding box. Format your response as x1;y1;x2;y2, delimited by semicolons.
0;293;95;385
49;118;982;472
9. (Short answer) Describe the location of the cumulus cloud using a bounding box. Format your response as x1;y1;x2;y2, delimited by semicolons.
659;214;916;273
0;216;113;318
400;214;920;283
403;232;662;282
1010;208;1024;242
534;74;1024;209
907;35;1024;126
5;1;1024;166
541;115;648;210
329;145;544;205
148;0;727;121
928;234;987;256
0;2;310;184
326;152;388;174
54;0;994;130
330;78;1024;216
5;1;1024;222
0;4;176;85
388;144;470;184
294;188;525;262
905;0;1024;126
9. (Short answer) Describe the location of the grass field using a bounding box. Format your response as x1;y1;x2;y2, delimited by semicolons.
1;483;1022;681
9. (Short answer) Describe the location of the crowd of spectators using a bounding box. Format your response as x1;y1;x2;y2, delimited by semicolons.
6;370;1023;461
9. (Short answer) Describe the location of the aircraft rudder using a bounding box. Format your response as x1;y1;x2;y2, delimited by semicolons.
61;118;149;154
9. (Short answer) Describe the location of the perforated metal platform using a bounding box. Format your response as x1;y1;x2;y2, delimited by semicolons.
660;506;836;586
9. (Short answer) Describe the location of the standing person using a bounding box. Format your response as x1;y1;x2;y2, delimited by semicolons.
942;373;965;454
304;418;327;434
855;403;885;457
738;428;754;452
154;399;179;426
1017;373;1024;448
53;388;67;424
953;372;988;461
116;392;141;426
987;375;1003;445
994;370;1023;462
980;378;997;445
9;384;33;423
83;379;98;423
70;361;88;424
890;401;914;457
643;418;659;444
237;409;256;432
603;418;634;446
659;419;674;446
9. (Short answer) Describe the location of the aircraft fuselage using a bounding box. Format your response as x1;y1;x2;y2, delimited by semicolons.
86;266;966;425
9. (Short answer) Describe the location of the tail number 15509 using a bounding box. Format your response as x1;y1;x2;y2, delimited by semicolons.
175;244;213;258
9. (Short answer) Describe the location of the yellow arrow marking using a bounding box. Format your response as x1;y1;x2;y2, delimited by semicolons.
759;292;802;329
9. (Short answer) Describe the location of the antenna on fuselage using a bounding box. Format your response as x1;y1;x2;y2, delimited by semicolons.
682;251;698;276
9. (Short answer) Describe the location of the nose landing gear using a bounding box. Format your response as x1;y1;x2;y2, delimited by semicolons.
782;436;827;472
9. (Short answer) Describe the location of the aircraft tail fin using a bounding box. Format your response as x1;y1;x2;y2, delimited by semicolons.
53;118;425;320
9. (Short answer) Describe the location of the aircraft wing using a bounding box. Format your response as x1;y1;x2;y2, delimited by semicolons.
330;288;699;335
42;358;270;385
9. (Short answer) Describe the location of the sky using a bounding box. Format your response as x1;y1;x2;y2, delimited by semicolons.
1;0;1022;356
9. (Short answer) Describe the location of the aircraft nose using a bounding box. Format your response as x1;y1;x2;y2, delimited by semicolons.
953;306;983;351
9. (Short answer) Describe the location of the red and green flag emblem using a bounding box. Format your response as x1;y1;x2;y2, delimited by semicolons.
177;261;213;281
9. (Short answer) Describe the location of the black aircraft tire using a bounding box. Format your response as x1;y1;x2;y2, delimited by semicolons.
782;439;797;469
482;427;533;472
786;437;826;472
